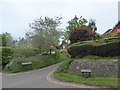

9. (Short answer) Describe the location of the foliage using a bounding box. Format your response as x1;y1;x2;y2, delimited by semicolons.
55;59;73;73
63;16;97;43
67;39;120;58
14;37;32;48
0;32;14;47
69;28;96;44
87;19;97;32
1;47;13;65
67;15;88;31
13;48;40;58
3;49;69;73
1;47;39;69
92;34;101;40
27;16;63;52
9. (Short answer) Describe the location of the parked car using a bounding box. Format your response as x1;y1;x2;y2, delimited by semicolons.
41;52;48;56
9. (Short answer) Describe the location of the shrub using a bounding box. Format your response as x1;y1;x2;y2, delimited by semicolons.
69;27;96;44
92;34;101;40
1;47;13;65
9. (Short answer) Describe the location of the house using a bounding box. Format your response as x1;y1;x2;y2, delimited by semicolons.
59;41;69;54
103;29;112;34
104;21;120;34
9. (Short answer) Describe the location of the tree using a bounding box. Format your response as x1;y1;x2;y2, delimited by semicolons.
67;15;88;31
61;15;88;43
88;19;97;32
0;32;13;47
27;16;62;52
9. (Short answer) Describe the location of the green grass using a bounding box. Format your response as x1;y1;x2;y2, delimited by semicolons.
53;58;119;88
3;53;70;73
53;72;118;88
78;55;119;60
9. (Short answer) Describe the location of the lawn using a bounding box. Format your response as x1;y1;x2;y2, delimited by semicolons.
53;72;118;88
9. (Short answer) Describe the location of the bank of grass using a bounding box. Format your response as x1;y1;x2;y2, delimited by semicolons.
53;72;118;88
3;53;69;73
53;59;119;88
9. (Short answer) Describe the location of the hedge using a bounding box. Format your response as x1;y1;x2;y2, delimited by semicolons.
0;47;13;66
68;41;120;58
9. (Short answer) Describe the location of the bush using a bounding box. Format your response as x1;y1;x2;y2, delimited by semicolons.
69;27;96;44
1;47;13;65
92;34;101;40
68;41;120;58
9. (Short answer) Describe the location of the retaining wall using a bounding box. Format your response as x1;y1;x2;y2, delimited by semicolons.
68;60;118;77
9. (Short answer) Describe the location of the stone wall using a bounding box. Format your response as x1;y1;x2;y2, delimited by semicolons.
68;60;118;77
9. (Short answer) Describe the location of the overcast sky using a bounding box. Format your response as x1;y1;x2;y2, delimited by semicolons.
0;0;119;39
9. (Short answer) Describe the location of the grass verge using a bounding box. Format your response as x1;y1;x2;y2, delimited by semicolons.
53;72;118;88
53;59;119;88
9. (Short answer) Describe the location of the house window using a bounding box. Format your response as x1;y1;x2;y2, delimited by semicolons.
118;29;120;32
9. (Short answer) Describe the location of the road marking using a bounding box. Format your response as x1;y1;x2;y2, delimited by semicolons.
47;71;104;88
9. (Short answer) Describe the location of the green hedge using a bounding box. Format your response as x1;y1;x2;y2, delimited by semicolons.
68;41;120;58
0;47;13;65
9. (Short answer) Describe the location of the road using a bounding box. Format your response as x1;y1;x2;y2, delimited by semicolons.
2;63;75;88
2;63;107;89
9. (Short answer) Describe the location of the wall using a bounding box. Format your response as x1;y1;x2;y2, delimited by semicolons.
68;60;118;77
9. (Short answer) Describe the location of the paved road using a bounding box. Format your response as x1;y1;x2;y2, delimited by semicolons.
2;63;75;88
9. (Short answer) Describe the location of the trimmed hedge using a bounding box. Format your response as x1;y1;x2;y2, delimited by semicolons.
68;41;120;58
